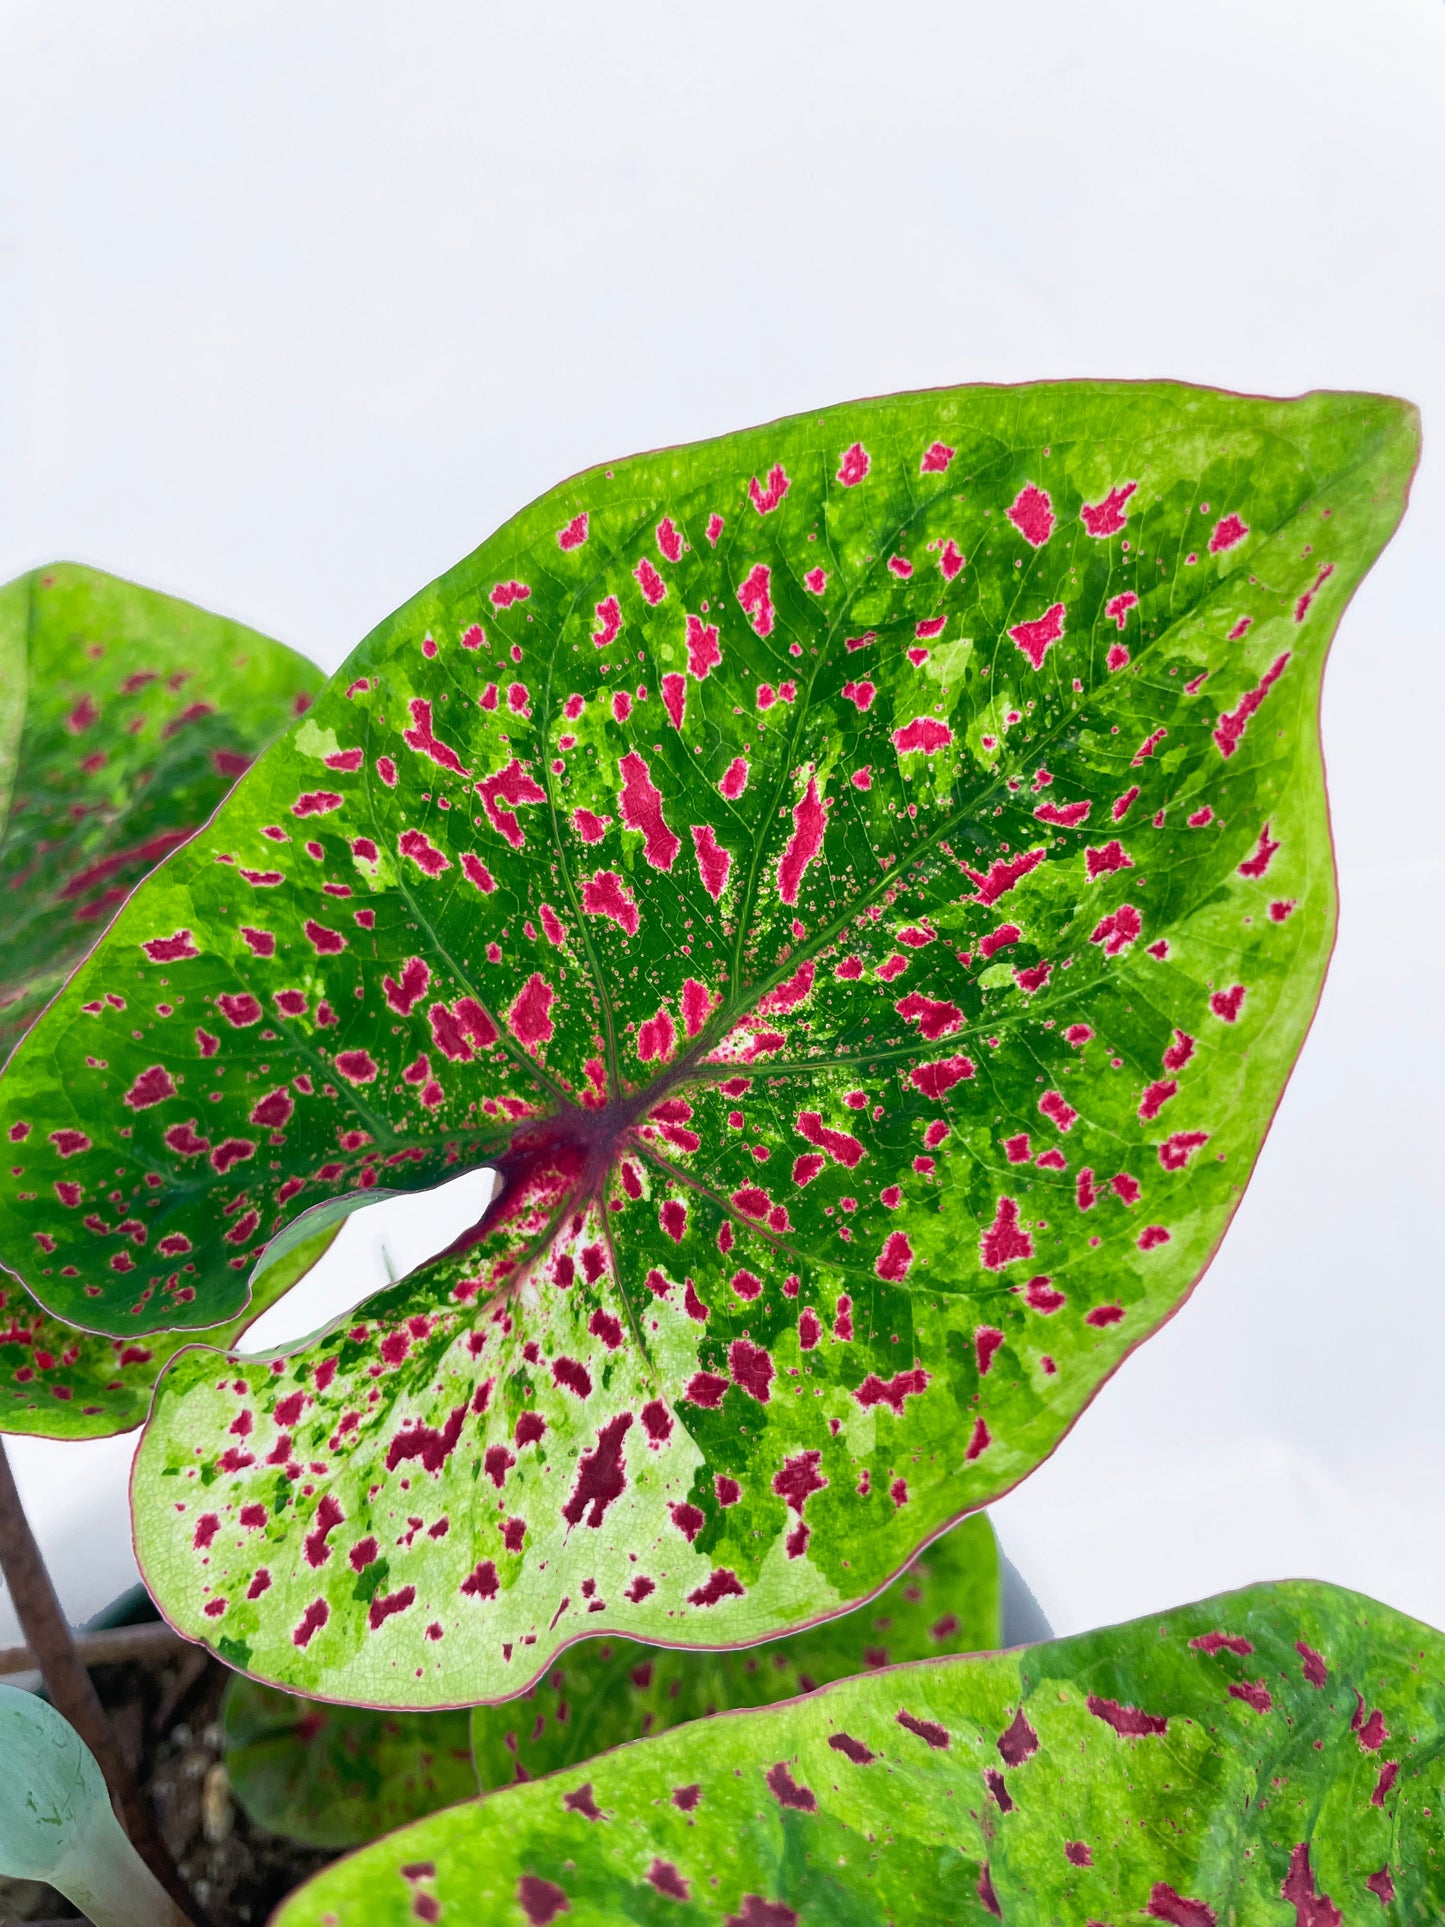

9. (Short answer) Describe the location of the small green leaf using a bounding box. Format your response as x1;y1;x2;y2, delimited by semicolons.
222;1680;477;1850
0;385;1417;1698
274;1580;1444;1925
0;1681;106;1884
0;1684;189;1927
470;1511;998;1788
0;563;324;1439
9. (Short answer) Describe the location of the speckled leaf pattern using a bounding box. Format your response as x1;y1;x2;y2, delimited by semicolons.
0;1223;337;1440
0;564;320;1052
470;1513;998;1792
0;563;323;1438
0;385;1415;1702
221;1682;477;1851
274;1580;1445;1926
225;1514;996;1850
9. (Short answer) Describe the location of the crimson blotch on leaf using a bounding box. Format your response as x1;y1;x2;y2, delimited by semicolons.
0;562;325;1438
0;383;1416;1699
272;1579;1444;1925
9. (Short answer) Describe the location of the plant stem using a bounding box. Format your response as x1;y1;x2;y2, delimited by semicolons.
0;1618;189;1677
55;1795;196;1927
0;1438;202;1924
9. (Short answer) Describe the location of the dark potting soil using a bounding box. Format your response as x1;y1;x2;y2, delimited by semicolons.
0;1642;335;1927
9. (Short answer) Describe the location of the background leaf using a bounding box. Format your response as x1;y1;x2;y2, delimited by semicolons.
0;563;324;1438
0;1223;337;1441
0;563;319;1053
0;384;1415;1698
274;1579;1444;1925
221;1682;477;1851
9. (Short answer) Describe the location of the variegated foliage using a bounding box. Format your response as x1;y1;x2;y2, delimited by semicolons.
0;386;1416;1696
273;1580;1444;1926
0;563;325;1436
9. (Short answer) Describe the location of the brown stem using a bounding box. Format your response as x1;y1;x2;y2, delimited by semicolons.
0;1438;204;1925
0;1618;190;1677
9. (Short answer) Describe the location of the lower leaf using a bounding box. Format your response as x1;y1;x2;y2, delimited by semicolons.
272;1579;1442;1925
222;1513;997;1848
221;1682;475;1850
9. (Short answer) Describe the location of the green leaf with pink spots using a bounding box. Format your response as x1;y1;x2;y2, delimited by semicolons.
0;383;1416;1698
0;563;320;1054
272;1579;1443;1927
224;1512;996;1848
0;562;325;1438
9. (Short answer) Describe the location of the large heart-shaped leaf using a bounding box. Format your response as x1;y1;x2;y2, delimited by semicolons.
0;384;1415;1699
223;1512;997;1847
0;563;324;1438
470;1510;998;1791
274;1579;1443;1925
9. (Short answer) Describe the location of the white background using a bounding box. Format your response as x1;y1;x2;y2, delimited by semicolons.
0;0;1441;1648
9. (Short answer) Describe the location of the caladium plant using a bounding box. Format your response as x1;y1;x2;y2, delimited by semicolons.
224;1512;997;1845
0;383;1416;1708
271;1578;1442;1926
0;562;326;1438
